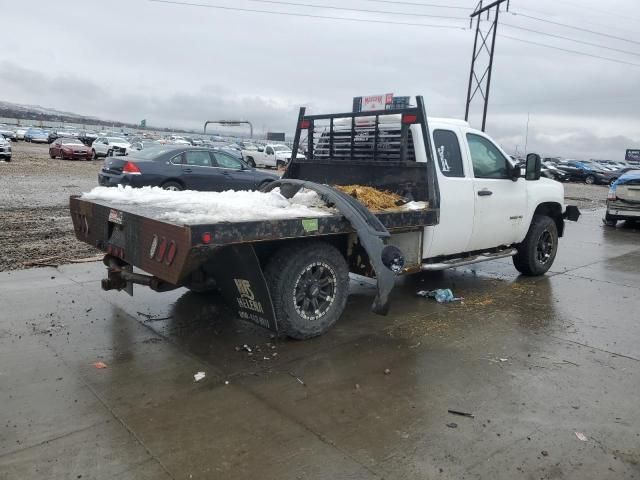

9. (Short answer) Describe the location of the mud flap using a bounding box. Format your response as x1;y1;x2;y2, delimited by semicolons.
212;244;278;332
563;205;581;222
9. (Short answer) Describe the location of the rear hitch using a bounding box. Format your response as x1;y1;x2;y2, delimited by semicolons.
102;255;178;294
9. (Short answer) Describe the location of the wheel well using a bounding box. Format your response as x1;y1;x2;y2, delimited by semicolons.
534;202;564;237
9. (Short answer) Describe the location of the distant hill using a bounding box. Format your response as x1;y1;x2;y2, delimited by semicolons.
0;100;134;128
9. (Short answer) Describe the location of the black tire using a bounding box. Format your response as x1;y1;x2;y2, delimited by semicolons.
49;151;55;159
161;181;184;191
91;149;98;160
276;160;285;169
603;213;618;227
513;215;558;276
246;157;256;168
585;175;595;185
264;242;349;339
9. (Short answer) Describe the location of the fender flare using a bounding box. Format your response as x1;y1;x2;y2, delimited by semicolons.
263;179;404;315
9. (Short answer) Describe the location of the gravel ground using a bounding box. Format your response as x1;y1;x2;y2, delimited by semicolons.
0;142;609;271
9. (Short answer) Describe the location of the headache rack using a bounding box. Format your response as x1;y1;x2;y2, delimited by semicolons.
285;95;440;209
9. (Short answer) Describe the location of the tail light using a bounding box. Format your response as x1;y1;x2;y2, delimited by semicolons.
123;161;141;175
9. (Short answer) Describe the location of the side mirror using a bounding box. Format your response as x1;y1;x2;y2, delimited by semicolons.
526;153;542;181
257;147;264;152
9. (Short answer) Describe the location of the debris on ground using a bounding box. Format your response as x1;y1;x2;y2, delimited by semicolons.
289;372;305;386
93;362;107;369
541;450;549;457
446;423;458;429
384;368;392;375
194;371;206;382
448;409;475;418
575;432;588;441
417;289;462;303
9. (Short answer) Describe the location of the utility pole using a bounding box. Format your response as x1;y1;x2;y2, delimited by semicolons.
464;0;510;132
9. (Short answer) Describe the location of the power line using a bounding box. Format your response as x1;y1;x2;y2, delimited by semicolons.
509;11;640;47
500;34;640;68
243;0;467;20
502;23;640;58
550;0;640;23
362;0;468;9
149;0;469;28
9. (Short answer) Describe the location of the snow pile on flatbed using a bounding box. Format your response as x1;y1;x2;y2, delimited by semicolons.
82;186;333;224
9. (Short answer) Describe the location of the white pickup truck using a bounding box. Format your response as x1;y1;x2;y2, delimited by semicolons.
70;96;579;339
242;143;304;169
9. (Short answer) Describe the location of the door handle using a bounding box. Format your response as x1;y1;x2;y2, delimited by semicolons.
183;168;192;173
478;189;493;196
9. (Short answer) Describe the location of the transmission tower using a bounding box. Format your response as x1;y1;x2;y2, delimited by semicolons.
464;0;510;131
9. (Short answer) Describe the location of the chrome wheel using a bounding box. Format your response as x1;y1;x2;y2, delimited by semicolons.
293;262;336;321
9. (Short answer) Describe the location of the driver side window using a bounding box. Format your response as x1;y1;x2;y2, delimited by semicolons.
265;146;274;155
466;133;509;179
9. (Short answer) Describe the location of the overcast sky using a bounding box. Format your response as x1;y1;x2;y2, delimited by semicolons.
2;0;639;159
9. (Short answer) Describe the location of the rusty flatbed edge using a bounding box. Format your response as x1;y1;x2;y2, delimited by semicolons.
71;195;438;246
70;195;438;285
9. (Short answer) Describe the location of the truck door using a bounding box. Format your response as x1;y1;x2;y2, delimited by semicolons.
422;127;476;257
264;146;276;167
465;132;527;252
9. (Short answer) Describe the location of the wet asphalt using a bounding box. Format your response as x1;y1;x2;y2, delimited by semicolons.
1;209;639;479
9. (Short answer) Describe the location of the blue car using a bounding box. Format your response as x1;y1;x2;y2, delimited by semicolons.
605;170;640;226
24;128;49;144
98;145;279;191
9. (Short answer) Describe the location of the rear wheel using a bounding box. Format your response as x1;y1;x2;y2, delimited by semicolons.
91;149;98;160
161;181;183;191
257;180;273;191
513;215;558;276
49;150;55;159
246;157;256;168
585;175;595;185
603;213;618;227
276;160;285;169
264;242;349;339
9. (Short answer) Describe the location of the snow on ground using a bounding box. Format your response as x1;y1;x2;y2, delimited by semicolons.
82;186;334;224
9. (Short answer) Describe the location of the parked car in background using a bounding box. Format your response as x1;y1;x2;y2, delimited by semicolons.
130;139;161;151
15;127;28;141
0;135;12;161
48;129;80;143
242;143;304;168
0;125;17;142
541;161;567;182
556;159;616;184
98;146;279;191
24;128;49;143
605;170;640;226
91;136;131;159
49;138;92;160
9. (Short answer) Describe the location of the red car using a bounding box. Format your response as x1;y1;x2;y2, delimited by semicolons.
49;138;92;160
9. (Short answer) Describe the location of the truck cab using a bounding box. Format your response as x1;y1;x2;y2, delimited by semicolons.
424;119;566;267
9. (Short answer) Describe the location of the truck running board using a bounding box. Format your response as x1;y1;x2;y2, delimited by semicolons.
421;248;518;271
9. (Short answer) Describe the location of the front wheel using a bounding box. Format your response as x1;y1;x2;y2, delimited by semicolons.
264;242;349;339
91;149;98;160
513;215;558;276
585;175;595;185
